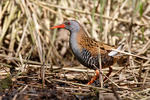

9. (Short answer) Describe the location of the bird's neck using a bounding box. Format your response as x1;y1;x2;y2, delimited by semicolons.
69;27;88;55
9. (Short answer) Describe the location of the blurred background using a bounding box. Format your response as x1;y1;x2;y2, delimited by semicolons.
0;0;150;99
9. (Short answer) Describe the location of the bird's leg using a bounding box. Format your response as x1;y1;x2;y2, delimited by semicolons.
87;67;112;85
104;66;112;81
87;69;99;85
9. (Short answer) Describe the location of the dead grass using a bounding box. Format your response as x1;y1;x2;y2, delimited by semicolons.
0;0;150;99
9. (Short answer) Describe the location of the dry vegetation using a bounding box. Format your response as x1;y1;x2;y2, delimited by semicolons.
0;0;150;100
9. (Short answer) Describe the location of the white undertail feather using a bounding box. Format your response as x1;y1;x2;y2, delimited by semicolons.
108;45;123;57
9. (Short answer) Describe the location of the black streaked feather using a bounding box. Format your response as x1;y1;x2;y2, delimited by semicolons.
78;48;114;70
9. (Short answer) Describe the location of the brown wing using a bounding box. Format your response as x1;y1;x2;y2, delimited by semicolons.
78;37;118;68
78;37;115;56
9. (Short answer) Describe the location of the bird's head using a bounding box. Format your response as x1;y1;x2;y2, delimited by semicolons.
51;20;80;33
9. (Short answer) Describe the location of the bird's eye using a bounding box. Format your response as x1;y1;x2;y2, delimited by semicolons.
67;22;71;25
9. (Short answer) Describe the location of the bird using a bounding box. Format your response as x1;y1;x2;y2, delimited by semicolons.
51;20;122;85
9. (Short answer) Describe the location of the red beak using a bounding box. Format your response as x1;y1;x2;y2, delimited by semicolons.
50;24;66;29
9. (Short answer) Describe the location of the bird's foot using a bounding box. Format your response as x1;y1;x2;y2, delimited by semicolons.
87;69;99;85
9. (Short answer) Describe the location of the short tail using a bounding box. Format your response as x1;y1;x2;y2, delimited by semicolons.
108;45;123;57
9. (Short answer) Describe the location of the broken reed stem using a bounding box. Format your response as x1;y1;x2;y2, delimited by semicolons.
98;46;103;88
111;48;150;60
0;54;44;65
47;78;111;92
104;0;111;43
